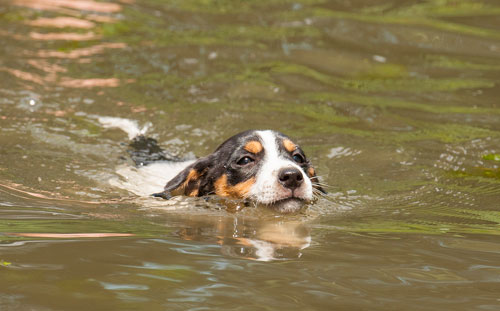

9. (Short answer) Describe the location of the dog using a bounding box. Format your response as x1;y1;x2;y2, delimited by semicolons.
149;130;325;213
98;118;324;213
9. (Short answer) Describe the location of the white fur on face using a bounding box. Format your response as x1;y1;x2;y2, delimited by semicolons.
247;130;313;205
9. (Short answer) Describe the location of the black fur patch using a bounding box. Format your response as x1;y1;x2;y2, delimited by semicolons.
128;135;181;166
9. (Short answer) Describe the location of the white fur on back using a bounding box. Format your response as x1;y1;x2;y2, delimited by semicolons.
97;116;194;198
109;160;195;196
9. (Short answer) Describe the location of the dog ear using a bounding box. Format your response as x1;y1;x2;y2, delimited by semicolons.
152;155;215;199
306;166;327;194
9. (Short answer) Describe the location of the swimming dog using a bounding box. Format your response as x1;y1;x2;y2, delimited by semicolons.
150;130;324;213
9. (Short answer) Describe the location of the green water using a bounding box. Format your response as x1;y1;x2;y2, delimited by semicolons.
1;0;500;309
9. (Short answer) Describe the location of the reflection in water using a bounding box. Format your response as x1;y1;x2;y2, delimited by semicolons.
5;0;128;91
176;216;311;261
59;77;124;88
13;0;121;13
36;42;126;58
26;17;96;28
29;31;100;41
1;0;500;309
8;232;135;238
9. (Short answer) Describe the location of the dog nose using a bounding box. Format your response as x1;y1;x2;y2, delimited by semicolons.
278;167;304;191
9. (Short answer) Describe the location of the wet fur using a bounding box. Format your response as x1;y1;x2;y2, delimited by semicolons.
150;130;324;212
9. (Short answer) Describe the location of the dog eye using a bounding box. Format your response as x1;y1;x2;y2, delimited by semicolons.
292;153;305;164
237;156;254;166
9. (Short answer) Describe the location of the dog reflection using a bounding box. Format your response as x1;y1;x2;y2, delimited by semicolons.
176;217;311;261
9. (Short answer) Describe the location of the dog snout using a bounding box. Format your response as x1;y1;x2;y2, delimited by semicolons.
278;167;304;191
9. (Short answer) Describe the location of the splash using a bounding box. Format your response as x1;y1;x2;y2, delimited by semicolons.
98;116;150;140
98;116;196;201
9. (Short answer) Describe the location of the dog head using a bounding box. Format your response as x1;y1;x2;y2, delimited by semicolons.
153;130;324;213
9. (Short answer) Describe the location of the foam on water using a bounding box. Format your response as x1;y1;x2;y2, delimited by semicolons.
98;116;150;140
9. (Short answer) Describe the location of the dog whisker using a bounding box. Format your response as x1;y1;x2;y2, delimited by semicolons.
312;181;331;187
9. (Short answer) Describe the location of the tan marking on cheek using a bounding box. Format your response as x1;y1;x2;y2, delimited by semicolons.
283;139;296;153
308;167;315;177
184;169;199;187
185;172;202;197
171;169;200;196
244;140;263;154
214;174;255;199
231;177;256;197
214;175;229;197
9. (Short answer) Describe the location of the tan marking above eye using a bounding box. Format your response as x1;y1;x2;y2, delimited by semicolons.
214;174;256;199
308;167;315;177
283;139;297;153
244;140;263;154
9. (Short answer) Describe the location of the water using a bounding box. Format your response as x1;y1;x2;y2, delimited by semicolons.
1;0;500;309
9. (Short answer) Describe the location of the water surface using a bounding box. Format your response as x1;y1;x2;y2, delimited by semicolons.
1;0;500;310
